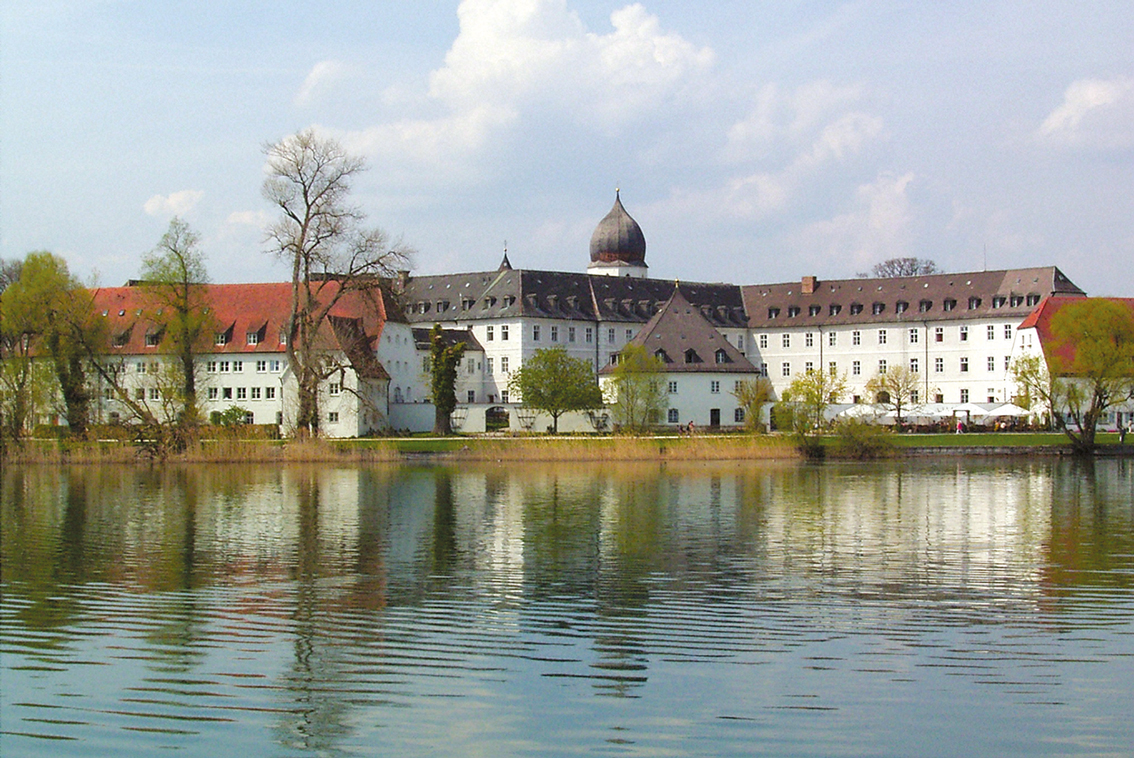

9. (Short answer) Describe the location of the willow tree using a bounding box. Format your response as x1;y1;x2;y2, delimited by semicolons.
139;217;212;427
263;128;411;436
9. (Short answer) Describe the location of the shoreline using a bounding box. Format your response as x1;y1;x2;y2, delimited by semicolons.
3;432;1132;466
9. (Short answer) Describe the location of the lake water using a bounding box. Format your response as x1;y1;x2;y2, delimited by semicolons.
2;458;1133;757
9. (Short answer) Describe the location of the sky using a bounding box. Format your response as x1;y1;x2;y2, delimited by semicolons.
2;1;1132;296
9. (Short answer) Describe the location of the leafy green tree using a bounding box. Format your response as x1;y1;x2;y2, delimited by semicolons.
731;377;774;432
0;252;99;436
263;128;412;436
1037;299;1134;453
508;347;603;433
606;343;667;434
1010;354;1058;428
787;368;848;433
864;365;928;426
139;217;213;427
428;324;466;435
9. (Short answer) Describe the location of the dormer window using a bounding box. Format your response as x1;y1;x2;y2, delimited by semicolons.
872;302;885;315
968;297;982;309
829;304;842;316
943;298;957;312
654;349;671;363
896;301;908;314
787;306;801;318
992;296;1006;309
1026;293;1041;306
279;329;288;345
246;332;260;346
768;307;780;319
809;304;822;316
850;302;864;315
684;349;702;364
1010;294;1023;307
919;299;932;312
715;348;730;364
214;332;228;346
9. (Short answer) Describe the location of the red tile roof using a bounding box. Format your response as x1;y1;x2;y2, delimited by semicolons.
90;280;390;357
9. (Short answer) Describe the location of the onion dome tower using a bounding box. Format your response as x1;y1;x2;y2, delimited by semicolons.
587;190;648;278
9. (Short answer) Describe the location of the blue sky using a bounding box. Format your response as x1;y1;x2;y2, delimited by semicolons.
2;1;1132;295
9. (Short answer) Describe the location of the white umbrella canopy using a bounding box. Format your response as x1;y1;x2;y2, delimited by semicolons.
984;403;1030;418
837;404;885;419
893;403;951;420
952;403;989;417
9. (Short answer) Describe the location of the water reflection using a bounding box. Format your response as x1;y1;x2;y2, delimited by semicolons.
2;459;1133;757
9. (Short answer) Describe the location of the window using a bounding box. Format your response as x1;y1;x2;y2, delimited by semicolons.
551;326;559;342
759;363;768;376
852;360;861;376
246;332;259;346
852;330;861;346
328;412;339;423
919;300;932;313
207;361;217;373
501;325;509;341
251;387;262;400
568;327;576;343
501;357;509;374
1027;294;1041;306
236;387;247;400
987;357;996;371
960;389;970;403
896;301;909;314
244;412;254;425
944;298;957;312
768;307;780;319
329;383;341;396
219;360;230;373
872;302;885;315
1005;324;1013;340
737;334;744;350
788;306;801;318
911;390;919;404
208;387;218;400
668;381;678;394
829;332;837;347
232;361;243;373
878;359;887;374
1004;356;1011;371
223;387;232;400
805;333;814;347
782;334;790;348
910;358;919;373
829;304;842;316
782;362;791;377
878;330;887;345
486;358;494;375
829;361;837;376
987;325;996;340
809;304;822;317
850;303;863;315
668;408;680;423
214;332;228;346
608;328;615;343
909;328;919;344
711;380;720;394
279;329;288;345
145;333;160;347
993;296;1006;309
960;326;969;341
586;327;593;343
968;297;982;310
467;390;476;403
960;357;969;373
256;360;268;373
135;361;146;373
148;388;159;401
270;360;282;373
626;329;633;341
805;361;814;374
533;324;542;341
759;334;768;349
501;390;509;404
935;327;944;342
935;357;944;373
265;387;276;400
734;408;745;423
468;358;475;374
486;325;494;341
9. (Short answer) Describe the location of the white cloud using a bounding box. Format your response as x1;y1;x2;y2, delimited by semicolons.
295;60;348;107
143;190;204;217
226;210;271;228
793;172;916;270
1036;76;1134;149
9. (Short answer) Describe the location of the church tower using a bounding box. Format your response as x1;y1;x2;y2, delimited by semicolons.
587;191;648;278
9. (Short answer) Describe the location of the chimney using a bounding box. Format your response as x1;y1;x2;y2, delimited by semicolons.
395;270;410;293
801;275;818;295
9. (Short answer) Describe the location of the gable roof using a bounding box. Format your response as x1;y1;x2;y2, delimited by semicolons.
400;268;747;328
743;266;1084;329
601;287;758;375
90;280;390;367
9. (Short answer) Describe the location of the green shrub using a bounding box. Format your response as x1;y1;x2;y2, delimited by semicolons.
832;418;895;459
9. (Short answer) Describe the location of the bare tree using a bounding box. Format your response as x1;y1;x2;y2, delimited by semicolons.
859;258;940;278
262;129;412;436
140;217;213;427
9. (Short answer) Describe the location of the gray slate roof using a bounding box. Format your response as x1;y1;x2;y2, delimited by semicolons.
601;288;759;375
401;267;747;329
742;267;1083;329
